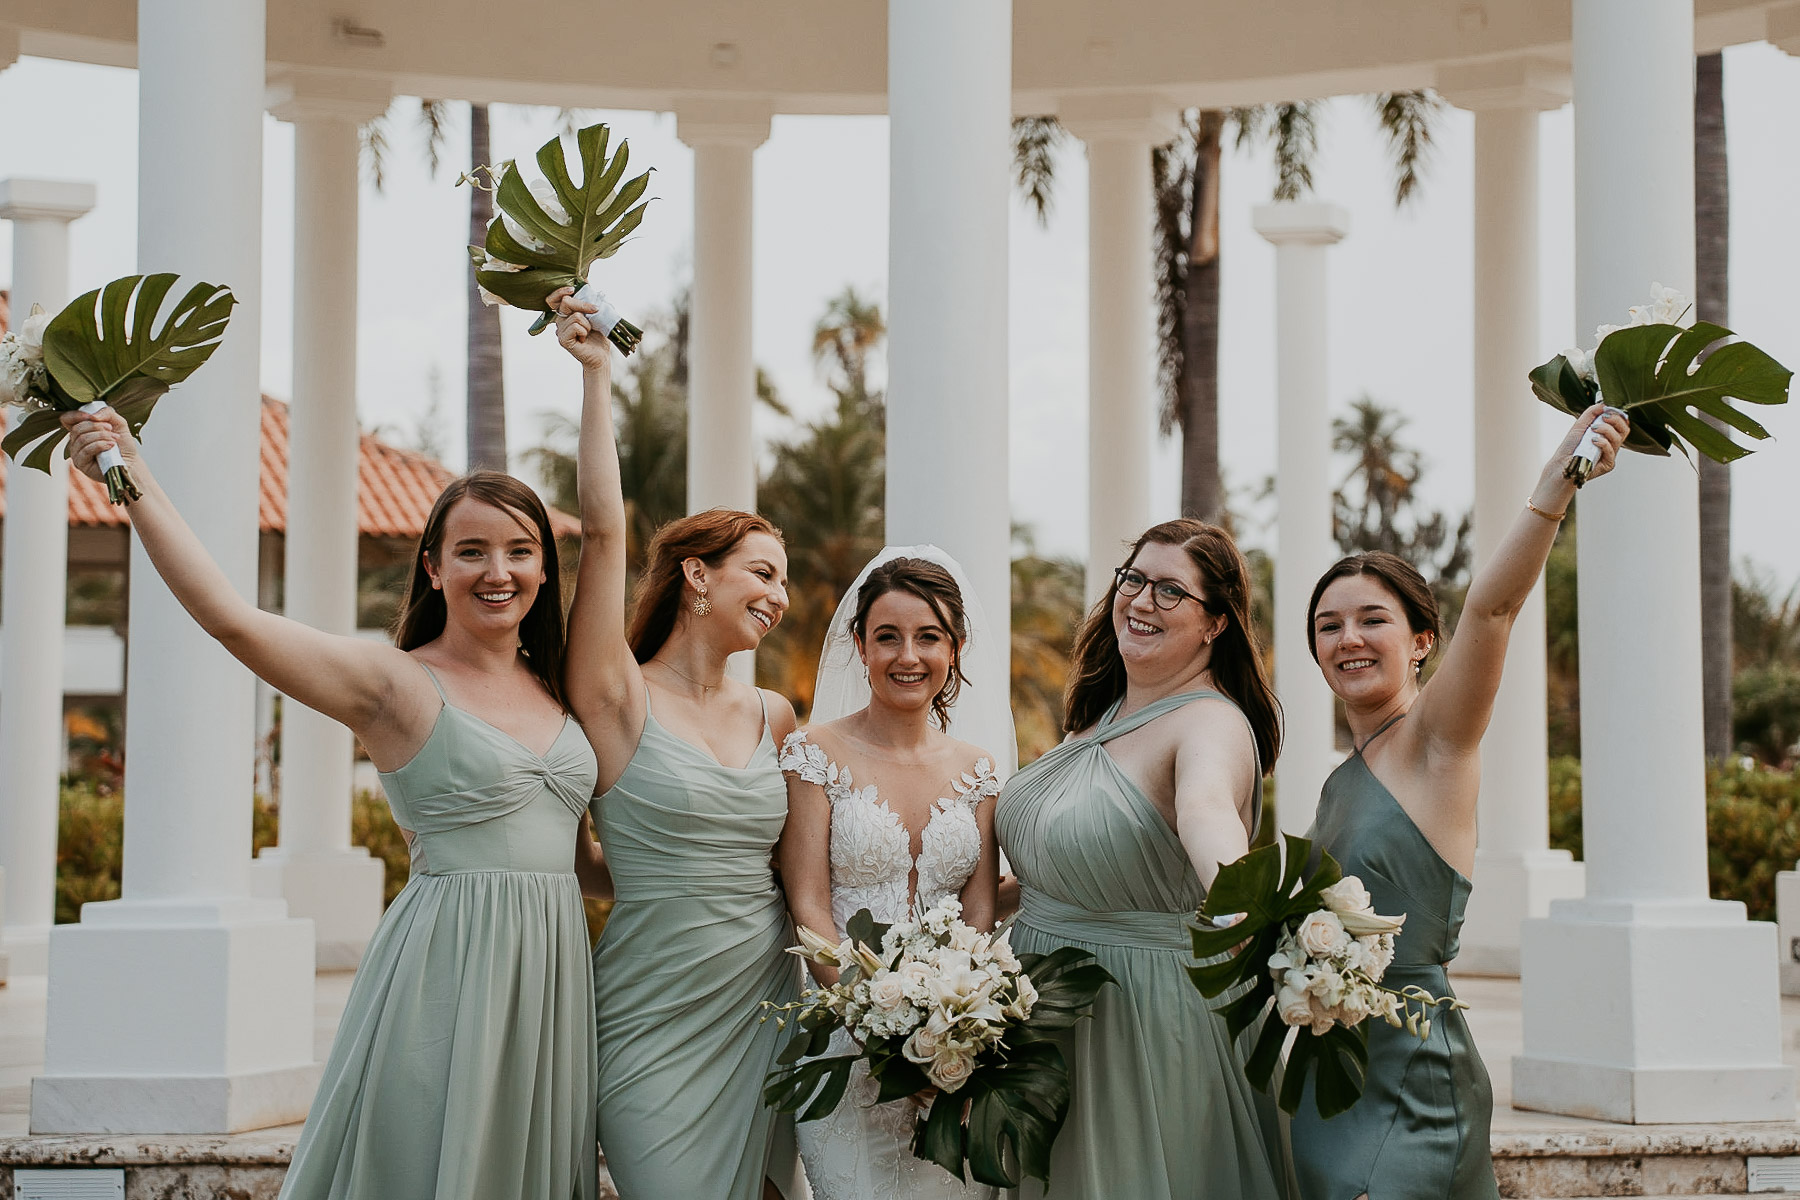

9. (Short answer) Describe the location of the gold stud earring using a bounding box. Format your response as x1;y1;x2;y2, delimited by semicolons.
692;586;712;617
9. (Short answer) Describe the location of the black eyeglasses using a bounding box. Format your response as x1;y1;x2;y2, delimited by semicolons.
1114;567;1209;612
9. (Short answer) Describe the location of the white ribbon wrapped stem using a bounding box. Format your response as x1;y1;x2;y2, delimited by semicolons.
78;401;127;475
1570;404;1627;470
572;282;623;337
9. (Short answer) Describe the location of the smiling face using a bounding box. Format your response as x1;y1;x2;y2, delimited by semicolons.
687;530;790;653
423;498;548;638
1111;541;1228;680
1310;573;1434;706
857;589;958;718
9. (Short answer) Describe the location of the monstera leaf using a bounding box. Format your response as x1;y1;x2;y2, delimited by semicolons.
472;122;653;316
2;274;235;472
1530;320;1791;465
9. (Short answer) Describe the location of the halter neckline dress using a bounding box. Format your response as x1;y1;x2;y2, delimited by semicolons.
280;663;599;1200
591;689;804;1199
995;689;1292;1200
1290;714;1498;1200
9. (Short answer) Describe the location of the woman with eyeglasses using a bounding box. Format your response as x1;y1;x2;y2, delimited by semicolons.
995;519;1292;1200
1287;405;1627;1200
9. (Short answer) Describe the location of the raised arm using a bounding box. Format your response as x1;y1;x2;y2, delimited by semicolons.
1171;702;1262;889
1413;403;1628;755
62;409;419;750
553;289;645;760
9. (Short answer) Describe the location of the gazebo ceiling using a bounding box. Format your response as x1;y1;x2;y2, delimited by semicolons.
0;0;1788;114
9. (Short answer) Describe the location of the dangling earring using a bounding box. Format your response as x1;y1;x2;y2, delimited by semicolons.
692;585;712;617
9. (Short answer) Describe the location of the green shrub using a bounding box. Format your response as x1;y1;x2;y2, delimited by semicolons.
1543;755;1800;921
1734;663;1800;767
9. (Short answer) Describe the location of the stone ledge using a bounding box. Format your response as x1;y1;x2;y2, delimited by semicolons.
1493;1123;1800;1157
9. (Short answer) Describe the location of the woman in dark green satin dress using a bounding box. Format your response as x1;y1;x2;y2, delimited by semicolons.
1289;404;1629;1200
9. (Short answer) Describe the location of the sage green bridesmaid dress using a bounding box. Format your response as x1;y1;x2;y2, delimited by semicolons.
280;664;600;1200
591;691;804;1200
1290;715;1498;1200
995;690;1291;1200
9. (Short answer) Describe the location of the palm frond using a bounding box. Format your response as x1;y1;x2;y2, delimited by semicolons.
1227;103;1319;202
1371;90;1445;208
1011;116;1064;226
555;107;591;137
360;109;392;192
418;99;451;178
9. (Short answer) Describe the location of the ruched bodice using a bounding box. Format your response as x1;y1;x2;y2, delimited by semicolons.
590;697;802;1200
1290;724;1497;1200
382;707;596;875
995;691;1290;1200
280;665;599;1200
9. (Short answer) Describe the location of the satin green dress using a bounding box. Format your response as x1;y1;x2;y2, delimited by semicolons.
995;690;1291;1200
591;692;803;1200
1291;718;1498;1200
281;665;599;1200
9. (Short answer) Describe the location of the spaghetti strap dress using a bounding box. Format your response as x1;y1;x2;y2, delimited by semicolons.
280;664;600;1200
995;690;1292;1200
590;690;804;1199
1290;715;1498;1200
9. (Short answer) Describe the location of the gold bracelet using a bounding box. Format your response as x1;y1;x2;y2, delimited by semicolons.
1525;497;1567;522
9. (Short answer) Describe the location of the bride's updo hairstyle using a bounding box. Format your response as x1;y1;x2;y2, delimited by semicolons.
394;471;567;708
1063;519;1281;772
628;508;784;663
849;557;971;731
1306;551;1441;676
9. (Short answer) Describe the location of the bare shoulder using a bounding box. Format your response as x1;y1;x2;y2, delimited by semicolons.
947;734;1000;774
1166;695;1258;767
758;686;798;742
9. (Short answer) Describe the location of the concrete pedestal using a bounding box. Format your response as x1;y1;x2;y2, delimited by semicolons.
248;849;385;970
1457;848;1585;976
1774;867;1800;994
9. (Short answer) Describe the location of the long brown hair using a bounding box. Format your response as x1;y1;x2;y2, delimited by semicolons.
627;508;784;663
1307;551;1442;675
851;557;970;731
1063;519;1282;772
393;472;568;709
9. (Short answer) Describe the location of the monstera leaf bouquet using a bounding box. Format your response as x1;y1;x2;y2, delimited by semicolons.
464;121;652;354
1531;283;1792;484
1189;836;1464;1119
0;274;235;504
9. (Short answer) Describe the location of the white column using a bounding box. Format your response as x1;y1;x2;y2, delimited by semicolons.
0;179;96;981
1513;0;1793;1123
1254;203;1348;836
247;74;388;970
885;0;1012;667
1438;60;1585;976
1062;98;1177;603
32;0;319;1135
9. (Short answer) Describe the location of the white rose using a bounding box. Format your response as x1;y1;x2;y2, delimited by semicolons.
1318;877;1373;917
866;970;908;1012
17;306;49;363
989;934;1021;974
1296;910;1349;959
927;1048;976;1093
903;1025;943;1065
1307;993;1338;1036
898;960;934;1004
1276;982;1313;1028
948;921;982;953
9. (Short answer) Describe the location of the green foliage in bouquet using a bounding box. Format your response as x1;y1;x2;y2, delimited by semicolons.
466;122;651;349
1530;322;1791;466
763;908;1115;1188
2;274;235;473
1190;834;1369;1119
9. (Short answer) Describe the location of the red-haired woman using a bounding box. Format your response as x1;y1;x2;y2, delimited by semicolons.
1289;405;1628;1200
552;290;804;1200
61;412;598;1200
995;519;1291;1199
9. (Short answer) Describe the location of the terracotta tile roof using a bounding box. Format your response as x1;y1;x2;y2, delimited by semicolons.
0;395;579;539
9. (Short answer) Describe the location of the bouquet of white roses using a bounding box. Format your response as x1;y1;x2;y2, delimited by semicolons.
463;121;651;354
1189;835;1464;1119
1;274;236;504
764;898;1115;1188
1531;282;1792;485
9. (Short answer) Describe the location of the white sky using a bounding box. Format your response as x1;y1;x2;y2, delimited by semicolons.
2;44;1798;587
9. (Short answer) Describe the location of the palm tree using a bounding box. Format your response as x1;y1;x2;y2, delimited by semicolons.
1009;532;1085;763
1012;93;1444;523
1696;50;1732;760
812;285;887;417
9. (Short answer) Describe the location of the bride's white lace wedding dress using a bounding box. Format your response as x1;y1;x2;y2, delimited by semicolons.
778;731;1001;1200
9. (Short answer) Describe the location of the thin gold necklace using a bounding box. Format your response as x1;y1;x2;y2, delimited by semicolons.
654;658;723;695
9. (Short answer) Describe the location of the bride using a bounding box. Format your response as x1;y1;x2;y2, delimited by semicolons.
776;549;1014;1200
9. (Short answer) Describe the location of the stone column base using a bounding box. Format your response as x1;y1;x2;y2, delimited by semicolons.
1513;897;1794;1123
251;847;385;969
1455;848;1585;976
32;898;318;1134
30;1062;324;1134
1773;868;1800;994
